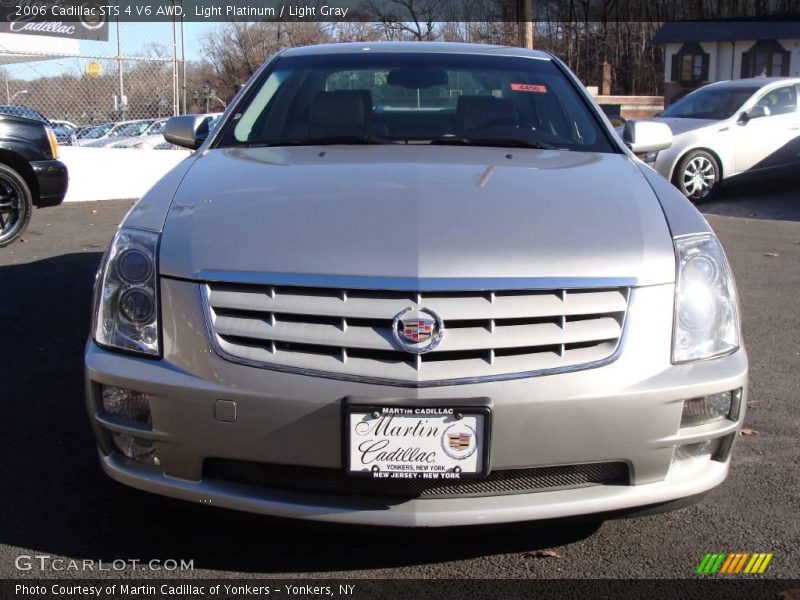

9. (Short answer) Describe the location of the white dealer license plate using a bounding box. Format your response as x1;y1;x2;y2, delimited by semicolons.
346;406;490;480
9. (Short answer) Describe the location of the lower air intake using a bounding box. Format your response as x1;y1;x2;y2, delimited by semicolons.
204;459;629;499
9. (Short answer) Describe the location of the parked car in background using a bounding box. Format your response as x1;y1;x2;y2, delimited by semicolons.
0;113;68;246
86;43;747;527
51;119;78;131
630;77;800;201
76;123;114;144
113;114;221;149
109;118;169;149
81;119;155;148
0;105;78;146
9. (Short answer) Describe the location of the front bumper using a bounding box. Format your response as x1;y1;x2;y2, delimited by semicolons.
85;280;748;527
31;159;68;207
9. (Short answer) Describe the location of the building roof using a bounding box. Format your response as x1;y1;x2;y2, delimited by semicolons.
653;21;800;45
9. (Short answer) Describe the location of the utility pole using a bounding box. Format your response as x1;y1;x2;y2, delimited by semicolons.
171;0;179;116
116;17;125;112
517;0;533;49
181;8;186;115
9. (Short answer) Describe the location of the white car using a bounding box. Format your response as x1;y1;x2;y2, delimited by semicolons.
112;115;221;149
631;77;800;201
81;119;155;148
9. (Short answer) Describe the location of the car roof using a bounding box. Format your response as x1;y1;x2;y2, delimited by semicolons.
281;41;551;60
705;77;800;89
114;118;153;125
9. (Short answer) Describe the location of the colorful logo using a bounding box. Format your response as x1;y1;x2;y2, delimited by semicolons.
391;307;445;354
448;432;472;451
441;423;477;460
402;319;434;342
696;552;774;575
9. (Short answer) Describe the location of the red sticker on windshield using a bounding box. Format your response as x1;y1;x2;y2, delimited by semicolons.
511;83;547;93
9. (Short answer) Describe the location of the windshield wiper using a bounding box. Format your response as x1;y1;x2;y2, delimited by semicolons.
247;134;393;148
430;137;560;150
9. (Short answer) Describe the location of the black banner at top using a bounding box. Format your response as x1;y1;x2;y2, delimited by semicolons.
0;0;799;23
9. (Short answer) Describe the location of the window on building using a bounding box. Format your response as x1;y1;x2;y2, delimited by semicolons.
672;43;709;83
741;40;790;78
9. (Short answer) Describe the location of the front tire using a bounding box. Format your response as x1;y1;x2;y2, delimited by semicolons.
673;150;721;202
0;163;33;248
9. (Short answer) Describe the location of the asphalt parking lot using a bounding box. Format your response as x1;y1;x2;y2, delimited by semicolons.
1;182;798;580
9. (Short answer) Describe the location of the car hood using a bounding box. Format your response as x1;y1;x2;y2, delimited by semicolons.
159;146;676;286
651;117;719;136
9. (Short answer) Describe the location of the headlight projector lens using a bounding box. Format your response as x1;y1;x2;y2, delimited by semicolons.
119;288;156;324
116;248;152;284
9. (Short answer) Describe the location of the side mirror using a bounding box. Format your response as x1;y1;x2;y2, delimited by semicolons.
743;105;770;121
622;120;673;154
163;115;212;150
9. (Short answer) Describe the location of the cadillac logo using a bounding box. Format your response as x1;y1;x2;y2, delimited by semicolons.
441;423;477;460
403;318;434;342
391;307;445;354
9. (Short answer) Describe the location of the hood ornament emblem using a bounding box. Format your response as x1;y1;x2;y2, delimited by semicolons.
392;307;445;354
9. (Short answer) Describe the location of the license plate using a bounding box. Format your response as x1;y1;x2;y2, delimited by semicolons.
345;405;490;480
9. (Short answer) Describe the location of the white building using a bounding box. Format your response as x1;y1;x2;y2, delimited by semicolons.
653;21;800;104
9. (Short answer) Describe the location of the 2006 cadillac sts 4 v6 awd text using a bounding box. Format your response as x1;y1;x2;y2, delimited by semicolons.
85;43;747;527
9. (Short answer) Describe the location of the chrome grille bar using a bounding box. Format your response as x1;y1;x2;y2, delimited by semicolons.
202;282;630;386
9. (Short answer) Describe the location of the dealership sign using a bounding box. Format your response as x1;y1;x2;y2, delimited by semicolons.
0;1;109;41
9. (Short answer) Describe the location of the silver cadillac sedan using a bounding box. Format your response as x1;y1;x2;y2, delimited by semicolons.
85;43;748;527
641;77;800;201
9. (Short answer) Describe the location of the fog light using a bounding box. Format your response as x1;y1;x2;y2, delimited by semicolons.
112;432;160;466
101;385;152;424
681;391;732;428
672;438;722;465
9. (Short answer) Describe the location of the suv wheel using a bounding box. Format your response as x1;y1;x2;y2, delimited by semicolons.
0;164;33;248
674;150;720;202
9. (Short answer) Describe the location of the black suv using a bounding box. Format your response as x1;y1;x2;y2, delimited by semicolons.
0;114;69;246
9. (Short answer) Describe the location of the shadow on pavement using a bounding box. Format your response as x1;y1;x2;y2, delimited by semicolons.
0;252;600;575
699;173;800;222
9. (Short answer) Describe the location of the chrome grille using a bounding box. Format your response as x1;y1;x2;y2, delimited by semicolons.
202;283;629;386
204;459;630;499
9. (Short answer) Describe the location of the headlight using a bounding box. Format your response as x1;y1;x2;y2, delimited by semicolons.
93;227;160;356
45;126;59;158
642;150;658;164
672;233;739;363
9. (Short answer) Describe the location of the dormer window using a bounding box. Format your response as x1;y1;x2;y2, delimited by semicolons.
741;40;790;78
671;43;709;84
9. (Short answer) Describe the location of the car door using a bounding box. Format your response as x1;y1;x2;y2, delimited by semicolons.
734;84;800;174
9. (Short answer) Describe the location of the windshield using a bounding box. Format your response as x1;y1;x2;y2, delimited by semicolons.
146;120;167;134
661;85;760;120
81;124;113;139
217;53;614;152
111;121;151;137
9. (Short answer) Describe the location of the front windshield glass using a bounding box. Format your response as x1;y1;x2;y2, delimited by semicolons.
146;120;167;134
661;85;760;120
112;121;150;137
82;124;113;139
217;53;614;152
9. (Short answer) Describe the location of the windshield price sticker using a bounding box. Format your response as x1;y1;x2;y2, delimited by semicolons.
511;83;548;93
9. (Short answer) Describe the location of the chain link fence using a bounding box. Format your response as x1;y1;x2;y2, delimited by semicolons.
0;22;182;127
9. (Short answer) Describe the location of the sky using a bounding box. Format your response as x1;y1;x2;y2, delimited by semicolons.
3;21;221;82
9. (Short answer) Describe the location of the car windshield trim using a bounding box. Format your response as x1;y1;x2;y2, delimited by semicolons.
214;52;616;155
246;134;396;147
430;136;560;150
